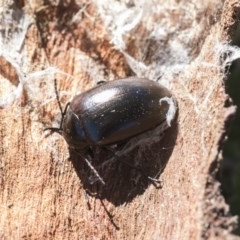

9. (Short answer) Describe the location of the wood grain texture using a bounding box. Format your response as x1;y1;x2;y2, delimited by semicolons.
0;0;239;239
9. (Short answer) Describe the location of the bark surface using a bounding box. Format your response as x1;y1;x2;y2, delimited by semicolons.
0;0;240;239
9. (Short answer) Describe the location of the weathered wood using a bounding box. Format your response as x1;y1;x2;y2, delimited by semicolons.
0;0;239;239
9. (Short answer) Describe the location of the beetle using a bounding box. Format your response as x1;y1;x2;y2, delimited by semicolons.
45;77;176;185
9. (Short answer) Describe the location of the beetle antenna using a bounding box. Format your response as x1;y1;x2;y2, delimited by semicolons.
54;79;71;131
71;149;106;185
54;78;64;116
44;79;69;135
59;102;70;130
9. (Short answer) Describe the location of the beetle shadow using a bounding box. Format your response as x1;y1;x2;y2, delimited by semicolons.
69;117;178;206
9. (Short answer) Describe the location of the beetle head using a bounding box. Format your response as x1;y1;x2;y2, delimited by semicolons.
45;101;89;150
62;107;89;150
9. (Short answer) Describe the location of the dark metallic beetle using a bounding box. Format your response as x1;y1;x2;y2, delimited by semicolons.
45;77;176;184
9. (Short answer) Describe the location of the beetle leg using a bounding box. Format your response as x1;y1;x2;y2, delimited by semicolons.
83;157;106;185
100;199;120;230
96;80;106;85
83;190;91;210
103;147;162;187
43;127;63;135
73;149;106;185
